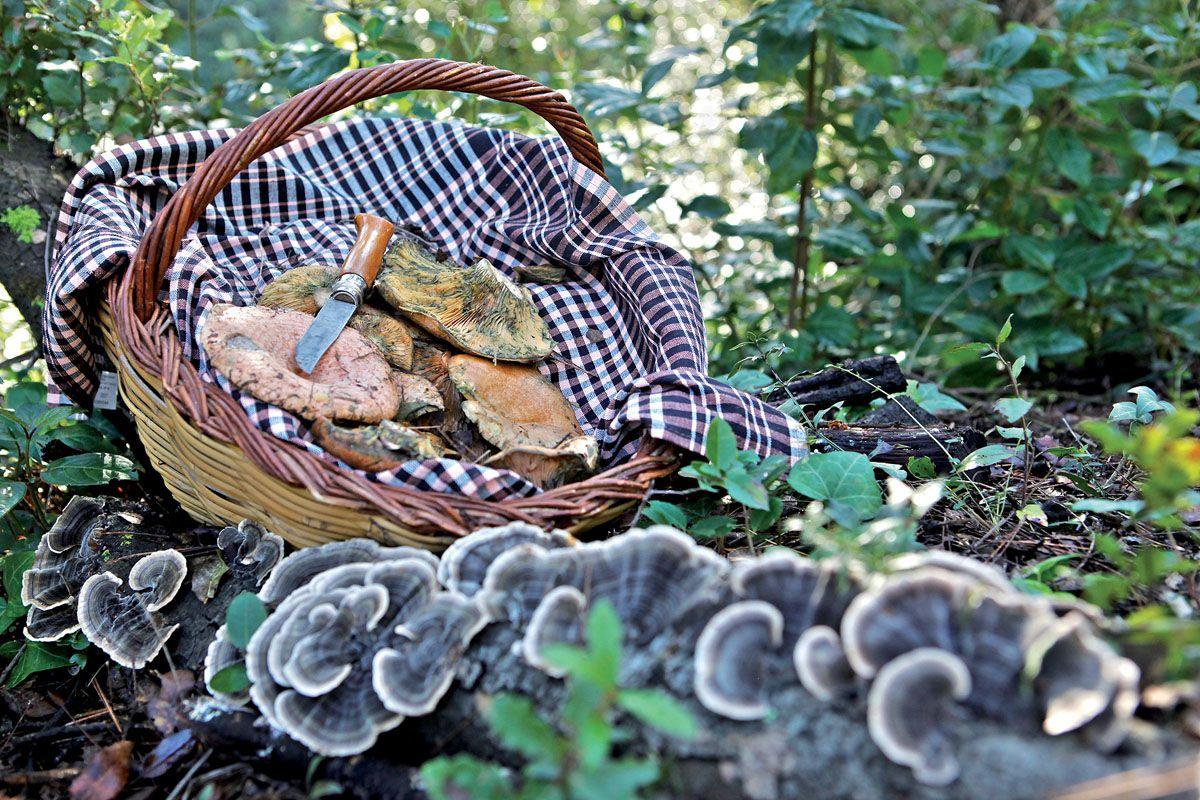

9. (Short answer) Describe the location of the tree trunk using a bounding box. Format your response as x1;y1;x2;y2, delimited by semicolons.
0;117;74;345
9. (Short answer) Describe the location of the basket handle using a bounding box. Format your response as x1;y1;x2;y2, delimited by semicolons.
127;59;605;322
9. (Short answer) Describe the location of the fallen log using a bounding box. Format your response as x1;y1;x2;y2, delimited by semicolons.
814;423;986;472
766;356;906;408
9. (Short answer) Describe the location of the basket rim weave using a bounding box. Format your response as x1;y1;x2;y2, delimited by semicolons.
104;58;679;539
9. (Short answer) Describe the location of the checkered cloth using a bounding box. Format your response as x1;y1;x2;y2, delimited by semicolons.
46;117;807;500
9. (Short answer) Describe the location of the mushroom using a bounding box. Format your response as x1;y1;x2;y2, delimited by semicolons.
217;520;284;586
448;354;598;488
1029;612;1141;748
522;585;588;677
373;592;489;715
21;496;106;614
731;550;859;644
866;647;971;787
246;556;488;756
437;522;574;597
392;372;444;421
482;526;728;647
376;238;554;362
77;549;188;668
887;549;1014;593
793;625;855;701
311;418;450;471
840;569;969;679
199;304;399;423
258;265;418;370
258;537;437;606
24;605;82;643
693;600;784;721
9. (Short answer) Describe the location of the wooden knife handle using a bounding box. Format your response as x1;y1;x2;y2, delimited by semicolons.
341;213;395;288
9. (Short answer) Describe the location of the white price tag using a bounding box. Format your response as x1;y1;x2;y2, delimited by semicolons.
93;370;119;411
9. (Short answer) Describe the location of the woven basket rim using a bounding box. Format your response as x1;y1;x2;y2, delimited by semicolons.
101;59;679;538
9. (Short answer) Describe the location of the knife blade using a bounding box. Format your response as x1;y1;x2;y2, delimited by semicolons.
295;213;395;374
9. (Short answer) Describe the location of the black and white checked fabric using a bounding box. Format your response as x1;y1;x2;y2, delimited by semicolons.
46;117;807;500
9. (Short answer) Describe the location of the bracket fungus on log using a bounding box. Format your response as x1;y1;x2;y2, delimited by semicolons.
205;538;486;756
866;647;972;787
200;304;399;423
793;625;855;702
216;520;284;586
694;600;785;721
77;549;188;668
257;265;417;370
482;526;729;660
448;354;599;488
20;496;107;641
376;239;554;362
437;522;574;598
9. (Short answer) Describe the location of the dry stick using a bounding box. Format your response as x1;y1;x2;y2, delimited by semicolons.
788;32;821;328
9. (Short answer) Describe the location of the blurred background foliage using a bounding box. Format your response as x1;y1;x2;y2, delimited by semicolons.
1;0;1198;392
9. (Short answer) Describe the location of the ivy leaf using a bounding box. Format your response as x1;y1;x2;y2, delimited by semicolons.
40;453;138;486
225;592;267;649
1131;130;1180;167
787;452;881;518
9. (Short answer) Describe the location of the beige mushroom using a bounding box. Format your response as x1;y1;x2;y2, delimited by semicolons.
200;304;399;423
312;418;450;471
448;354;598;488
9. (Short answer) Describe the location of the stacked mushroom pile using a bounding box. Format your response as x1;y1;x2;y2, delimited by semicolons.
199;236;597;488
201;524;1146;789
22;499;283;669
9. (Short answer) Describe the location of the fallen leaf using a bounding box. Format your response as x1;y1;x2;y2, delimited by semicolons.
141;729;196;778
147;670;195;733
189;554;228;603
70;740;133;800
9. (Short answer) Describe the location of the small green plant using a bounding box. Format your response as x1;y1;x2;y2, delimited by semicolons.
420;601;696;800
0;205;40;245
1079;534;1198;611
1108;386;1176;428
1077;407;1200;530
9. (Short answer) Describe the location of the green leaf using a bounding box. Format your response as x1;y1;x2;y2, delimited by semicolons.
916;47;947;78
852;104;882;141
1010;68;1072;89
225;592;268;649
906;381;967;414
4;382;47;427
208;662;250;693
982;25;1036;70
1045;128;1092;186
682;194;731;219
2;640;74;687
0;480;26;519
420;754;515;800
1001;270;1049;295
787;451;882;518
997;315;1013;344
704;417;738;471
724;467;770;510
617;689;697;739
2;550;35;603
958;444;1019;470
748;495;784;531
571;758;660;800
1131;130;1180;167
40;453;138;486
640;501;688;530
983;80;1033;109
994;397;1033;422
585;600;622;690
689;516;737;539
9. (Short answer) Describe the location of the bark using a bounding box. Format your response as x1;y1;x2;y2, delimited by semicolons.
766;356;907;409
0;117;74;345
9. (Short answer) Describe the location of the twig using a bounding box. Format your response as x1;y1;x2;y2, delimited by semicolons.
788;32;821;327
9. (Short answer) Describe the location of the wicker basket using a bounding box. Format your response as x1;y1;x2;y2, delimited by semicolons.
97;59;678;551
